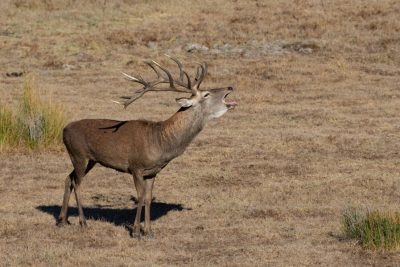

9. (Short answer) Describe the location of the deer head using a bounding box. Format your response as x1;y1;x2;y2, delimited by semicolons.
113;55;237;120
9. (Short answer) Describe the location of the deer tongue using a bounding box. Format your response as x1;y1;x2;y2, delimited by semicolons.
225;99;238;109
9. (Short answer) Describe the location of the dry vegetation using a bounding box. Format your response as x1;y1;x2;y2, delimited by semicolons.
0;75;65;151
1;0;400;266
343;207;400;250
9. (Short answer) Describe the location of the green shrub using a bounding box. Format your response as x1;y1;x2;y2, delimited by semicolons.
342;207;400;250
0;76;66;151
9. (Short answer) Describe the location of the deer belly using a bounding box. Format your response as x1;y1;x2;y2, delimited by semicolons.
96;156;130;173
87;139;131;172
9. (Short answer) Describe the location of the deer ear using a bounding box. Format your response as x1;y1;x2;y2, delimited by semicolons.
176;97;193;107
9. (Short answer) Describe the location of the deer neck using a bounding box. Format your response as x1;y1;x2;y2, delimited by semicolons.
160;106;205;154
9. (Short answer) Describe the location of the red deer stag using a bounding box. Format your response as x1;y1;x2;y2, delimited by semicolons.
57;55;237;238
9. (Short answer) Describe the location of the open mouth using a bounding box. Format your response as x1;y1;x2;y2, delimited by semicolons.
223;93;238;109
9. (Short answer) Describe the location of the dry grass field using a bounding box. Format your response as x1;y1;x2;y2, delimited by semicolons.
1;0;400;265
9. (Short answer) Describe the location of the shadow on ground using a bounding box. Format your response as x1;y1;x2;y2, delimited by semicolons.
36;201;191;226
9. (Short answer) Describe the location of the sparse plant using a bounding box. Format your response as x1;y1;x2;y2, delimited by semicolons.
0;76;66;151
342;207;400;250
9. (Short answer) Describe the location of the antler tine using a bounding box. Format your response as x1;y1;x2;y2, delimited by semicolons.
182;71;191;91
193;62;208;90
145;61;161;79
203;62;208;77
113;90;146;109
193;66;201;83
121;72;144;84
165;54;184;83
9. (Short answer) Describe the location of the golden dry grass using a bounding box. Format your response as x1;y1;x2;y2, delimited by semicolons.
0;75;66;151
1;0;400;266
343;207;400;250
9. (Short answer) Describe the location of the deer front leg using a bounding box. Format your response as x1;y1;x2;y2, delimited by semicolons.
132;172;145;239
143;176;155;238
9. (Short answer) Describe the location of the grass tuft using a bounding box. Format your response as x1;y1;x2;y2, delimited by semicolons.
0;76;66;151
0;106;19;149
342;207;400;250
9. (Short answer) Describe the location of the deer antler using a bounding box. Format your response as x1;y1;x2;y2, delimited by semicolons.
114;55;208;108
193;62;208;90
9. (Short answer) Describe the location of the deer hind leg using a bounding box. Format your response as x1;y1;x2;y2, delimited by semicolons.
73;159;95;227
72;176;86;227
57;158;95;227
57;171;75;226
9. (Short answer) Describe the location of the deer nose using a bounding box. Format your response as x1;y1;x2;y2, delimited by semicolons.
227;86;234;91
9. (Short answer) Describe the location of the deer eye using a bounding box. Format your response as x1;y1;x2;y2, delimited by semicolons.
204;92;210;98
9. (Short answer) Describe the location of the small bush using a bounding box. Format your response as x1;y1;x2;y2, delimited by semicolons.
342;207;400;250
0;76;66;151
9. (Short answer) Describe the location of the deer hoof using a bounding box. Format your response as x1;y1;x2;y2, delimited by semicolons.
56;219;71;227
79;220;88;228
143;231;155;240
130;224;142;239
132;231;141;240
